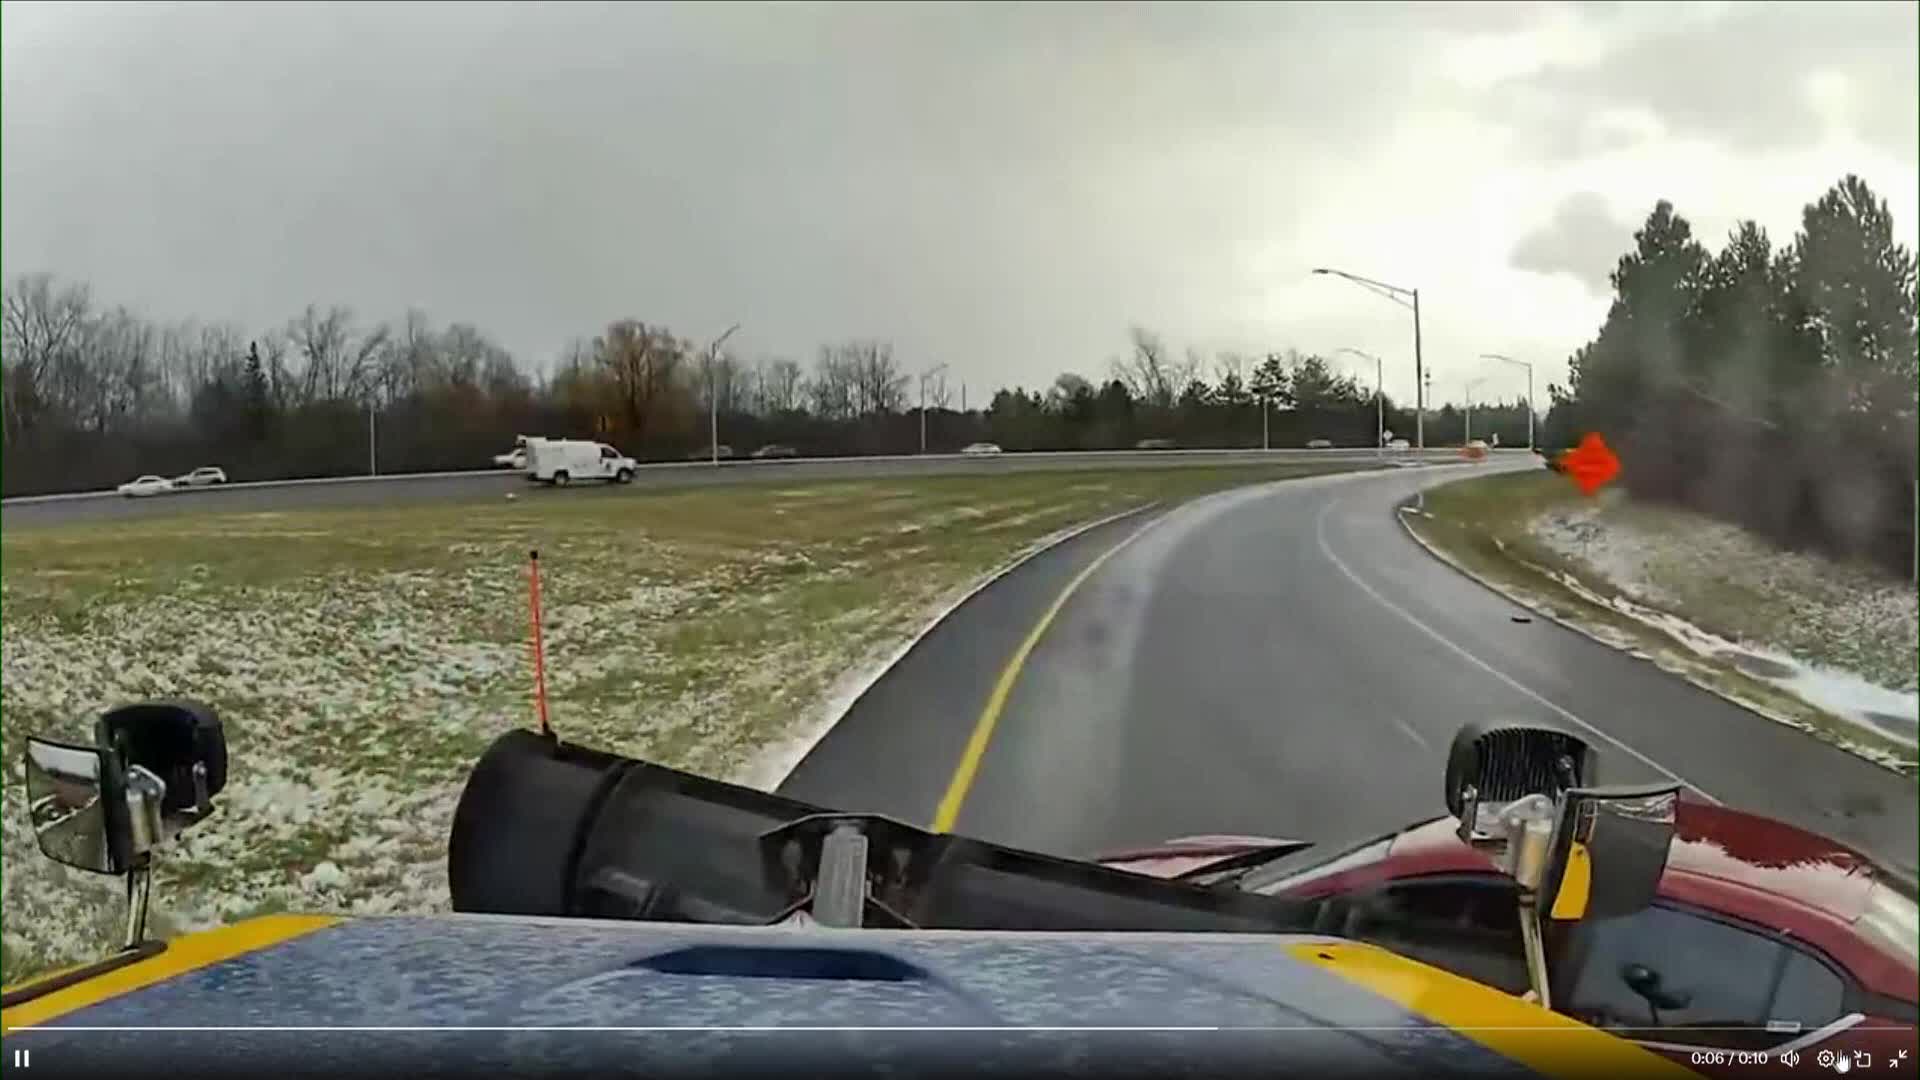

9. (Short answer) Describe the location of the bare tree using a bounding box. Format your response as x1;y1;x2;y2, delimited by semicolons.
286;305;355;403
388;309;437;401
840;340;907;416
90;308;159;435
349;323;392;405
1114;325;1174;408
761;356;804;414
810;345;856;420
260;333;296;410
1173;347;1207;394
596;320;692;443
2;273;93;440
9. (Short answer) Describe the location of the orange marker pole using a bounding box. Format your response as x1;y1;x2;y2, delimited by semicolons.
528;549;552;737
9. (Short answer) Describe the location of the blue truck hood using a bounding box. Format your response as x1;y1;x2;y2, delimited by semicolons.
3;914;1691;1079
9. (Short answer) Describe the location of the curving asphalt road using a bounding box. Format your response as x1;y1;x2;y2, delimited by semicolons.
778;461;1919;878
1;448;1458;529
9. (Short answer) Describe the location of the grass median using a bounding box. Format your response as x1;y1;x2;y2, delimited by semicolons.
1405;469;1917;771
0;460;1378;984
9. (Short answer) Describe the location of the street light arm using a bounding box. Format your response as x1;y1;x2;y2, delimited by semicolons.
1313;267;1416;309
1315;264;1425;452
1478;352;1537;452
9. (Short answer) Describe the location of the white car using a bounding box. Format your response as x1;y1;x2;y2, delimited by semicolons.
1306;438;1334;449
493;448;528;470
960;442;1003;456
117;475;175;498
174;466;227;487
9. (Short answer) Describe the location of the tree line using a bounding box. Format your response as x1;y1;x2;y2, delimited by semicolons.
2;280;1537;498
1539;174;1917;580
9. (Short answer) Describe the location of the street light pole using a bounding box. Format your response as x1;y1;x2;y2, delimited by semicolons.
1336;347;1385;452
706;324;741;466
1412;289;1424;452
1481;353;1535;452
368;399;377;476
920;363;949;454
1314;267;1423;451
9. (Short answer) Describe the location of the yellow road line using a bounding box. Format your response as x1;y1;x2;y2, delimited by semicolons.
2;914;339;1031
1286;943;1701;1079
930;507;1170;833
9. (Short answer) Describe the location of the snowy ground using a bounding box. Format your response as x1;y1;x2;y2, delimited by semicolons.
0;463;1365;984
1407;471;1916;769
1528;497;1918;749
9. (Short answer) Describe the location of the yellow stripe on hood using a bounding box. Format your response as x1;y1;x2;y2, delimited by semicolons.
1288;942;1702;1080
3;914;339;1032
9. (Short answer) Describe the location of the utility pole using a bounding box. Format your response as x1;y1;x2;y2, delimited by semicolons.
1412;289;1424;452
1314;268;1424;451
706;324;741;466
920;363;949;454
367;399;377;476
1261;394;1269;450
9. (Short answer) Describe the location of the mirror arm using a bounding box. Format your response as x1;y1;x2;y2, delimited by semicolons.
1517;898;1553;1010
122;864;153;950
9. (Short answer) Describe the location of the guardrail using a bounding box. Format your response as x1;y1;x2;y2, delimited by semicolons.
3;446;1518;506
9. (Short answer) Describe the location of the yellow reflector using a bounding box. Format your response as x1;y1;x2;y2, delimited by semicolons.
1550;842;1592;920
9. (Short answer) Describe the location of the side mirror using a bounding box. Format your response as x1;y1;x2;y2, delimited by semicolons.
1538;783;1681;923
25;737;122;874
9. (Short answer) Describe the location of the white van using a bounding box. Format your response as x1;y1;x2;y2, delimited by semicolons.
525;439;639;486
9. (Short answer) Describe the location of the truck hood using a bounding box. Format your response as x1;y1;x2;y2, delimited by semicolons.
3;914;1692;1079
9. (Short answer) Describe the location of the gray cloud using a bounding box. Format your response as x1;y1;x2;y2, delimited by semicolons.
0;2;1907;392
1510;191;1636;293
1491;2;1919;160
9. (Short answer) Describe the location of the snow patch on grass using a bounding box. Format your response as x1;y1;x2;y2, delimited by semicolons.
1401;489;1917;774
1531;500;1916;693
1550;558;1909;724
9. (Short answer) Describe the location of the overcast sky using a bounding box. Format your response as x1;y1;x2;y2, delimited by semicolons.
4;1;1914;407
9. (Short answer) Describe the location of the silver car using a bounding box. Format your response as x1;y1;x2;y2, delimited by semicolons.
117;475;175;498
174;466;228;487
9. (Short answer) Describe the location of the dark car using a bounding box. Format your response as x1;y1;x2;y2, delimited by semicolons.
751;444;798;459
1100;800;1920;1077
